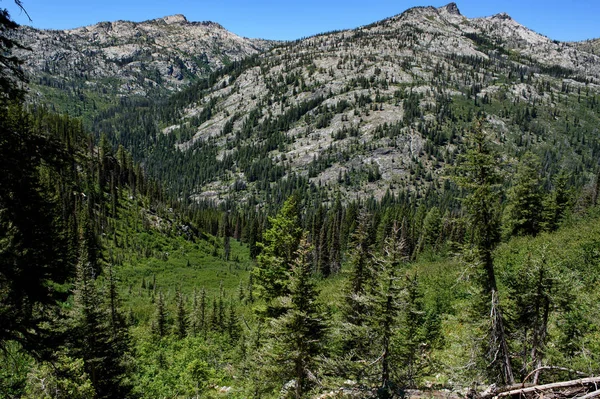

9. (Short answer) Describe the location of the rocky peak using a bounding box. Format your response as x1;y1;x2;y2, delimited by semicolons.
161;14;188;24
440;2;461;16
492;12;512;20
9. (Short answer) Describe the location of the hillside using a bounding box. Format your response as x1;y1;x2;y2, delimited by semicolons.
65;3;600;206
11;14;275;117
3;3;600;398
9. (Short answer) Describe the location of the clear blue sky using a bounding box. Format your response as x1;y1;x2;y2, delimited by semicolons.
3;0;599;42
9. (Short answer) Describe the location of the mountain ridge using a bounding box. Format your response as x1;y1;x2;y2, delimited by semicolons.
10;13;276;117
12;3;600;206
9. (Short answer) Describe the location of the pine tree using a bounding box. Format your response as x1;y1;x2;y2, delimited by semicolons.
69;221;133;398
269;235;327;399
341;210;377;377
372;224;406;391
503;152;544;237
452;118;514;385
237;280;246;303
227;301;241;343
199;288;207;337
0;102;71;354
541;171;572;232
175;289;187;339
393;274;442;388
253;197;302;316
189;288;205;337
210;296;219;332
506;251;556;384
422;206;442;251
0;2;27;100
153;291;168;338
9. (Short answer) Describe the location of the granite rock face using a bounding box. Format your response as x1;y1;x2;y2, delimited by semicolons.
12;14;275;97
13;4;600;203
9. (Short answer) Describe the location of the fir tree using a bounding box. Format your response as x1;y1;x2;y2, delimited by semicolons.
371;224;406;391
227;301;241;343
252;197;302;316
341;210;377;377
189;288;205;337
452;118;514;384
503;152;544;237
153;291;168;338
269;235;327;399
0;102;70;354
541;171;572;232
69;221;133;398
175;289;187;339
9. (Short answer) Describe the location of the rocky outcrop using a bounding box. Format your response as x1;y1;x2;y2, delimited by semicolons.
13;3;600;203
11;15;275;98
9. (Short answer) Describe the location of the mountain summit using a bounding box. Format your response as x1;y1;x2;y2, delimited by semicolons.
440;2;461;15
161;14;188;24
11;14;275;111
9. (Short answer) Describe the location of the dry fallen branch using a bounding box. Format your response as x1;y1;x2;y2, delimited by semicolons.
577;389;600;399
489;377;600;399
522;367;589;386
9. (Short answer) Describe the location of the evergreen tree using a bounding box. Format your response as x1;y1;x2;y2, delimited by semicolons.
541;171;572;232
393;274;442;388
153;291;168;338
422;206;442;251
340;210;377;379
252;197;302;316
227;301;241;343
503;152;544;237
371;224;406;392
506;251;557;384
269;235;327;399
452;118;514;384
69;221;133;398
237;280;246;303
210;296;219;331
0;2;27;101
0;103;71;354
175;289;187;339
189;288;205;337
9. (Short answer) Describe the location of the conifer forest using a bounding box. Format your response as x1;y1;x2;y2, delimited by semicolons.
2;1;600;398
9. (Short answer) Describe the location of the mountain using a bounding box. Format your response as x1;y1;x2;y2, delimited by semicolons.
575;38;600;55
12;3;600;206
11;14;275;117
4;4;600;397
80;2;600;205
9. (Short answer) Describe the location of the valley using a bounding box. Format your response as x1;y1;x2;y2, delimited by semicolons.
1;2;600;398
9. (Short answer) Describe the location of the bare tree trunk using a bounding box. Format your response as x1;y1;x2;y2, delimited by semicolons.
484;245;514;386
531;297;550;385
491;289;515;385
295;359;303;399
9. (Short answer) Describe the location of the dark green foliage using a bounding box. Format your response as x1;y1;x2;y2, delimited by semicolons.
0;103;71;355
541;171;573;232
393;274;441;387
252;197;302;314
0;3;26;101
153;291;168;338
452;118;514;384
267;235;327;399
504;153;545;237
68;223;133;399
371;226;406;390
175;289;187;339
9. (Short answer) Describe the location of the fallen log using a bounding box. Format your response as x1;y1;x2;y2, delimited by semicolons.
522;367;589;386
492;377;600;399
577;389;600;399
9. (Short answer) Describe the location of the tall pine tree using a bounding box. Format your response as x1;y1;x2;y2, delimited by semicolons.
452;118;514;385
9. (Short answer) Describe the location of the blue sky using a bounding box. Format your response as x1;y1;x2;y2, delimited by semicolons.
3;0;599;42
